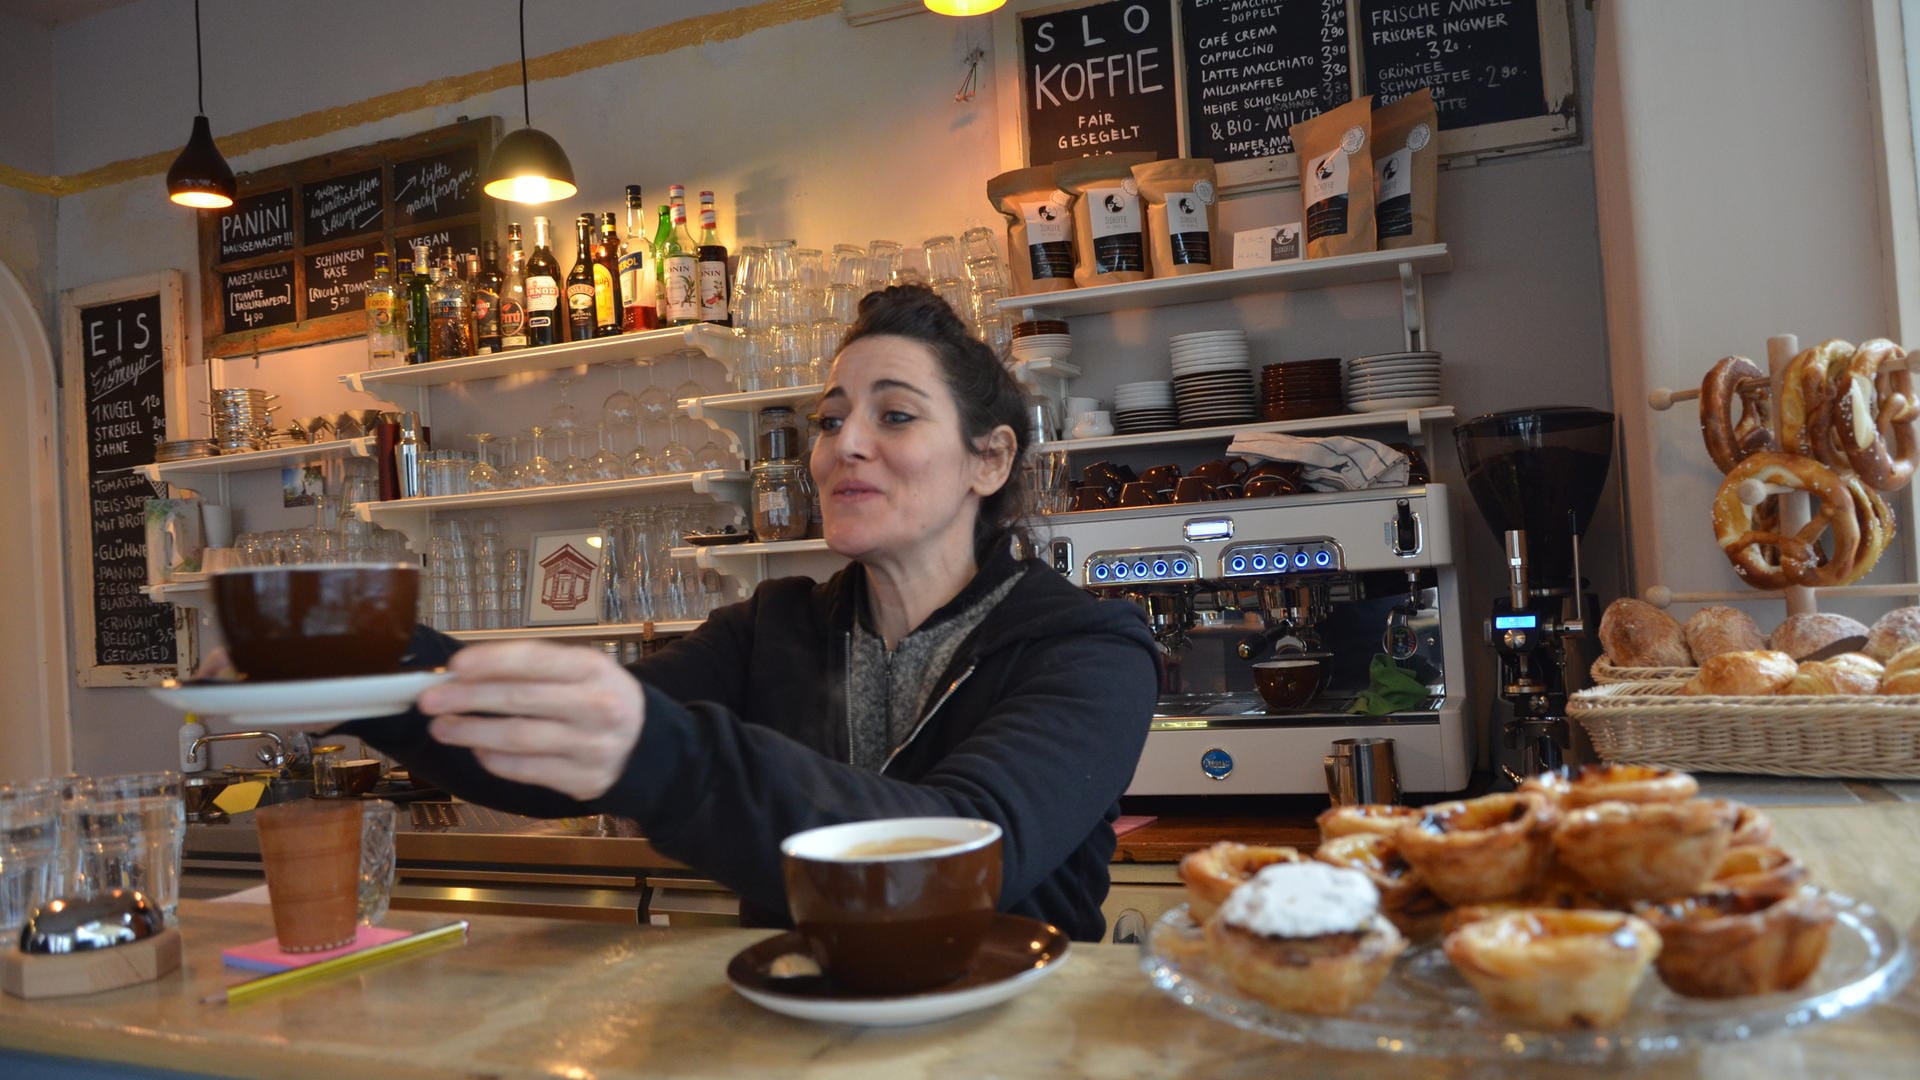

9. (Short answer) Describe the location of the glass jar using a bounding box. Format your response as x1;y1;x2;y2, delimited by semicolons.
751;461;814;542
756;405;800;463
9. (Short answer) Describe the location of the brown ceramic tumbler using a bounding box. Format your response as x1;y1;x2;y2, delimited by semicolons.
781;818;1003;995
255;800;362;952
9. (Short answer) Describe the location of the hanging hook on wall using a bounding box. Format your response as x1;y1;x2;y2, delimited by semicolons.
955;47;986;103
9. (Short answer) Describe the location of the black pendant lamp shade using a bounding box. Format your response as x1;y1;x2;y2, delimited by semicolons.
168;0;234;209
484;0;577;205
168;114;236;209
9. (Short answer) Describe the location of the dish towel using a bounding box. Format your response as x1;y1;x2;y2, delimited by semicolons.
1226;432;1408;491
1350;654;1429;716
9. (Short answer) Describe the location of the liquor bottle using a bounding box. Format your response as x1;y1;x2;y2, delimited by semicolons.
619;185;658;331
660;185;700;326
472;239;504;354
595;211;624;336
429;247;474;361
524;216;563;347
651;203;672;319
499;224;530;351
565;214;598;342
404;240;433;364
365;251;404;369
697;190;731;326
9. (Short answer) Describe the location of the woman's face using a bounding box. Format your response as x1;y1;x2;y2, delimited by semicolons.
810;335;1013;566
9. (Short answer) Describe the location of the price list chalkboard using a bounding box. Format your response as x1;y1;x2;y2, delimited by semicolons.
1182;0;1352;162
1358;0;1546;129
302;168;384;245
78;295;177;671
216;189;295;261
303;241;379;317
1020;0;1180;166
392;145;481;227
221;261;297;335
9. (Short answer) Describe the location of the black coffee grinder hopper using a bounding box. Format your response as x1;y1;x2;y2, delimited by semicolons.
1454;408;1616;781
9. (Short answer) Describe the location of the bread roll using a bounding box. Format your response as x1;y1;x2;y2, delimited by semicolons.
1865;607;1920;661
1682;650;1798;696
1880;642;1920;693
1768;612;1869;660
1782;653;1882;695
1682;606;1766;661
1599;599;1692;668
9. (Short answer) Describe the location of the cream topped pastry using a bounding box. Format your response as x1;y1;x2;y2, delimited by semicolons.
1203;862;1405;1017
1221;862;1382;938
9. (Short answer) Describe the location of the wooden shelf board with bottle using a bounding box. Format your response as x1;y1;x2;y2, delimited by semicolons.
996;244;1450;320
357;470;750;521
1049;407;1455;454
448;620;703;642
340;325;706;393
136;437;377;483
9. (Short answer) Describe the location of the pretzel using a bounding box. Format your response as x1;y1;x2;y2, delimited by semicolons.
1778;340;1856;468
1698;356;1773;473
1842;472;1895;584
1712;452;1861;589
1833;338;1919;492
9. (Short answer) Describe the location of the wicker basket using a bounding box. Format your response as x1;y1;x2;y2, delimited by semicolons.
1569;681;1920;779
1589;656;1697;685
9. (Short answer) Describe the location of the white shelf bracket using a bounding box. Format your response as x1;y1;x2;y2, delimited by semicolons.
1398;261;1428;352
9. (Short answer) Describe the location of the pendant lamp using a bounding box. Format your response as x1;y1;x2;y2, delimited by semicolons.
483;0;577;204
166;0;236;209
925;0;1006;14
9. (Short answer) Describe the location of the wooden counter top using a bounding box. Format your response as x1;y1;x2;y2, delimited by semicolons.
4;805;1917;1079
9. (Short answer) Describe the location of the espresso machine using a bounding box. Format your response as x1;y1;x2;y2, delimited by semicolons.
1037;485;1472;795
1453;407;1616;780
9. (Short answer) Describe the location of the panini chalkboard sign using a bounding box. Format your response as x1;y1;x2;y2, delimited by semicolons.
1020;0;1180;166
198;117;499;358
1358;0;1547;130
303;241;380;317
221;261;297;335
392;144;482;227
303;167;384;245
60;272;190;686
216;188;295;261
1182;0;1352;164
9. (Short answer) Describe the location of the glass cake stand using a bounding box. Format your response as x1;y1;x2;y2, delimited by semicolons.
1139;895;1911;1064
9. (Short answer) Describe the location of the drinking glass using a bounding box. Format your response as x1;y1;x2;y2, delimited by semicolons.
866;240;902;292
588;424;623;480
549;375;582;437
66;771;185;919
960;225;1002;262
503;433;529;488
501;547;527;628
602;360;639;432
469;433;503;492
626;416;657;479
596;510;629;625
636;376;673;426
829;244;868;289
767;240;798;286
0;779;62;938
558;431;589;485
524;426;556;487
965;254;1009;293
923;235;964;282
358;800;397;926
657;415;695;473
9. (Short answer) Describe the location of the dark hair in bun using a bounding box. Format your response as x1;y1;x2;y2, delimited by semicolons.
837;285;1031;558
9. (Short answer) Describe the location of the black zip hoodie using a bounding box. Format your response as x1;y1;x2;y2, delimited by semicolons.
348;546;1159;941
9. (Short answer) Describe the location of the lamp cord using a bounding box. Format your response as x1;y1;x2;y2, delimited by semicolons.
519;0;530;126
193;0;205;115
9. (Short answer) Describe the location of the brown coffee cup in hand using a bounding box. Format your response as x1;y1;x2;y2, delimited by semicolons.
212;564;419;682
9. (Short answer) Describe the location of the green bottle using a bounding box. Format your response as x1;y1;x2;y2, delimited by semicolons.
651;204;672;322
404;240;433;365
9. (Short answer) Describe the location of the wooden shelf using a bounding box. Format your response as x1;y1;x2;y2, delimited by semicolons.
447;620;703;642
357;471;749;520
997;244;1450;319
339;327;706;392
1044;407;1454;452
138;438;375;483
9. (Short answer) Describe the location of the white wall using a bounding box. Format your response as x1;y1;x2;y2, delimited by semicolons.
0;11;58;335
20;1;1617;778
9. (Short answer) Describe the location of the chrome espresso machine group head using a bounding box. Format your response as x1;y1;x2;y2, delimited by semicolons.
1037;485;1472;795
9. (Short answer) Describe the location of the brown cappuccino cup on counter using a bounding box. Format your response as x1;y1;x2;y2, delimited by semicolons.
781;817;1003;994
212;563;419;682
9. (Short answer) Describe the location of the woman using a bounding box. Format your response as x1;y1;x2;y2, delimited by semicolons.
349;286;1158;941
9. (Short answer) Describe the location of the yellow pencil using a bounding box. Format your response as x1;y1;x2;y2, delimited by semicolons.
201;921;470;1005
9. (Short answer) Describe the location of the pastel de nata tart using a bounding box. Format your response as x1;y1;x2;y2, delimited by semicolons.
1177;841;1305;922
1711;845;1809;896
1395;792;1559;906
1716;800;1775;848
1443;908;1661;1029
1635;886;1835;998
1316;803;1423;841
1203;862;1407;1017
1313;832;1449;940
1519;764;1699;809
1552;798;1737;902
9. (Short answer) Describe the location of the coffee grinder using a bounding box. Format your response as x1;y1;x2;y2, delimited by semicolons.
1454;407;1616;780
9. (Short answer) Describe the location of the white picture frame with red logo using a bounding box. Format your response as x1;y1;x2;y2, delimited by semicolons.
525;529;604;626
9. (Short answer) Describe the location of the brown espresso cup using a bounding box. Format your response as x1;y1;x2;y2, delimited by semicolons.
212;563;420;681
331;759;384;797
1243;475;1300;499
1117;481;1162;508
1172;476;1218;503
1068;485;1111;512
1253;659;1323;711
1081;460;1136;489
781;818;1003;995
1139;463;1181;489
1189;457;1250;483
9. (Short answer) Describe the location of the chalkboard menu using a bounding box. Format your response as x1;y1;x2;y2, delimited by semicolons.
1358;0;1546;129
221;261;297;334
198;117;499;358
77;295;177;672
1020;0;1180;166
1183;0;1351;162
398;224;482;262
302;168;384;245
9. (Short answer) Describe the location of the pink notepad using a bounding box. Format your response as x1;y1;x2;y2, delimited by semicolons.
220;925;411;973
1112;815;1157;839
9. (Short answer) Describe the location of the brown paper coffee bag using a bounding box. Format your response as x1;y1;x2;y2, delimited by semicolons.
1133;158;1220;277
1054;152;1156;287
1372;88;1438;250
1289;97;1376;259
988;166;1077;295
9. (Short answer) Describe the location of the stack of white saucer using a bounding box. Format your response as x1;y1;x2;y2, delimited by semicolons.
1010;323;1072;365
1112;381;1176;434
1346;351;1442;412
1170;330;1257;428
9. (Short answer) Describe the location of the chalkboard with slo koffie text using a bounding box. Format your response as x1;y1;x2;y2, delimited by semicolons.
197;116;499;358
1357;0;1547;131
78;295;177;673
1020;0;1181;166
1182;0;1352;164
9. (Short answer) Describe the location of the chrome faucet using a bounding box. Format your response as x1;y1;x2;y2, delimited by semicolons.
188;731;288;772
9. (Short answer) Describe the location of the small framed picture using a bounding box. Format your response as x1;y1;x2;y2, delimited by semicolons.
526;529;604;626
281;465;324;508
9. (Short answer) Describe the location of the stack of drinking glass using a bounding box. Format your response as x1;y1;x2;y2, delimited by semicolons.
1;772;188;941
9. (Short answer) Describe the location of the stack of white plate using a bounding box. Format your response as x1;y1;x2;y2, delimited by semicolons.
1170;330;1258;427
1010;332;1072;365
1113;381;1176;433
1346;351;1442;412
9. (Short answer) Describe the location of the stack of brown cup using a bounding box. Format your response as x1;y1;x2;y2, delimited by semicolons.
1261;359;1345;420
